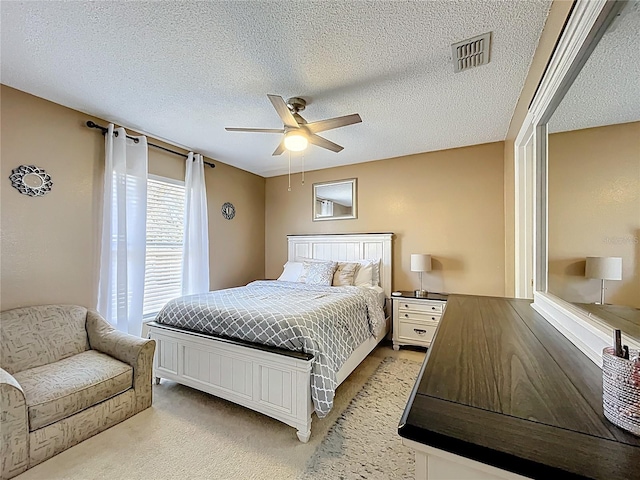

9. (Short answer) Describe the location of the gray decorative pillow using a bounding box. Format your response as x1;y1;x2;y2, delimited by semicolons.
299;261;337;285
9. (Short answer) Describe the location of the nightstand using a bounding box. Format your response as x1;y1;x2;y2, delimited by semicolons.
392;291;447;350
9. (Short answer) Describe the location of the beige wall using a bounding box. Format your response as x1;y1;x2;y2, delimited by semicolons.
0;85;265;311
548;122;640;308
503;0;574;297
265;142;506;297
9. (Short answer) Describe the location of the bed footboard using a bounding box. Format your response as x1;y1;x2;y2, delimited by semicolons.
148;323;314;442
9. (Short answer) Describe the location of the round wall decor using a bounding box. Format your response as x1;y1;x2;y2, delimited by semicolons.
221;202;236;220
9;165;53;197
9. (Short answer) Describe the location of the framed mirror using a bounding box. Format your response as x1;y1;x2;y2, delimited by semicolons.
312;178;357;221
516;0;640;365
547;3;639;311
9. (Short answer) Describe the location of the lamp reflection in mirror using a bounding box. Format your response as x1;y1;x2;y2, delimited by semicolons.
284;131;308;152
585;256;622;305
411;254;432;297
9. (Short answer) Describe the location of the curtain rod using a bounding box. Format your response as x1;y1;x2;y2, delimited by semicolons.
85;121;215;169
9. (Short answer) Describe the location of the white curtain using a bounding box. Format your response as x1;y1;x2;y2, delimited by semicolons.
181;153;210;295
97;124;148;336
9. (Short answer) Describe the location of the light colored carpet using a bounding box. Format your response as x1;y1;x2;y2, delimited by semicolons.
16;345;423;480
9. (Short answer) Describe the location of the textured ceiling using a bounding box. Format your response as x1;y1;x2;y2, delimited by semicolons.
549;1;640;133
1;1;551;177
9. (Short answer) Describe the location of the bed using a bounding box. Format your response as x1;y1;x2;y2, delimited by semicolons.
148;233;393;442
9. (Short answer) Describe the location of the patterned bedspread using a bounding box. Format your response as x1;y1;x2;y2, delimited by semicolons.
155;280;386;416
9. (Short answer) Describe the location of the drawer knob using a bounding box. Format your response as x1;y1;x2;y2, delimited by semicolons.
404;314;409;318
431;317;436;321
404;304;409;308
431;306;436;310
414;329;427;335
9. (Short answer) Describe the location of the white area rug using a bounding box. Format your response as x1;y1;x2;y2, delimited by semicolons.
15;347;423;480
300;357;422;480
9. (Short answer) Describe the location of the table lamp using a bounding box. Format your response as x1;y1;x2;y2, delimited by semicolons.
411;254;432;297
585;256;622;304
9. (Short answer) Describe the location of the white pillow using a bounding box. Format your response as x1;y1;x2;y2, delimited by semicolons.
354;261;374;287
370;258;381;286
277;261;303;282
354;259;381;287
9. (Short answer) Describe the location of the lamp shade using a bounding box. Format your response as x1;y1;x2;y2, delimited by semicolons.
585;256;622;280
411;254;432;273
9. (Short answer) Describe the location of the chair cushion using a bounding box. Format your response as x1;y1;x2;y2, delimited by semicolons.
13;350;133;431
1;305;90;374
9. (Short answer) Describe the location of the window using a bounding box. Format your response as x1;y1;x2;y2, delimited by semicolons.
143;175;185;319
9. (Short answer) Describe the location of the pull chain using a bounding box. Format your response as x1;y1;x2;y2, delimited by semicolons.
288;150;291;192
301;154;305;185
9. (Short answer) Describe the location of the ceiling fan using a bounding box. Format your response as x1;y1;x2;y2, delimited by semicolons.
225;95;362;156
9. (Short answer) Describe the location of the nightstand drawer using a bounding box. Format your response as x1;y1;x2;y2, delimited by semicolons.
398;311;441;324
398;321;438;344
398;301;444;314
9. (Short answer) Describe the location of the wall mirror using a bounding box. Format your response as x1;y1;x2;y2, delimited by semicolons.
518;0;640;365
547;2;639;312
312;178;357;221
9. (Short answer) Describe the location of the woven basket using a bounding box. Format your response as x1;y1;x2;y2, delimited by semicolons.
602;347;640;436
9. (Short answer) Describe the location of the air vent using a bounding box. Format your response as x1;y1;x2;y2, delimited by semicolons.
452;32;491;73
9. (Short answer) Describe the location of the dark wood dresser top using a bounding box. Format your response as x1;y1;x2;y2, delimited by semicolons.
398;294;640;480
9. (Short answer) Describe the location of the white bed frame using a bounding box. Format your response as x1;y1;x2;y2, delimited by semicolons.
149;233;393;442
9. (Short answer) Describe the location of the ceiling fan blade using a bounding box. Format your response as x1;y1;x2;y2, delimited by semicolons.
225;127;285;133
267;94;299;128
305;114;362;134
308;134;344;153
272;139;286;156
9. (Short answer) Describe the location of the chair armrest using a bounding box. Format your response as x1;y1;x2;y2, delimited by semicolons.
86;310;156;413
1;368;29;479
86;310;155;367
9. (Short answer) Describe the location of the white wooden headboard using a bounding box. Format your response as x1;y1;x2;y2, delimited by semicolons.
287;233;394;300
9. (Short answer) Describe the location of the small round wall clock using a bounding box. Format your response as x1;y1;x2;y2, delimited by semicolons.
221;202;236;220
9;165;53;197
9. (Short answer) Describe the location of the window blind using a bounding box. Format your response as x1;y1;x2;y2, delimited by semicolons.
143;176;185;319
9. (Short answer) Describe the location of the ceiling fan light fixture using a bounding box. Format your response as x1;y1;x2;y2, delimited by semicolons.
225;94;361;156
284;131;308;152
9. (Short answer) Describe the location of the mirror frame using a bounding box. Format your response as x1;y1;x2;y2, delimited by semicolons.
312;178;358;222
515;0;639;366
